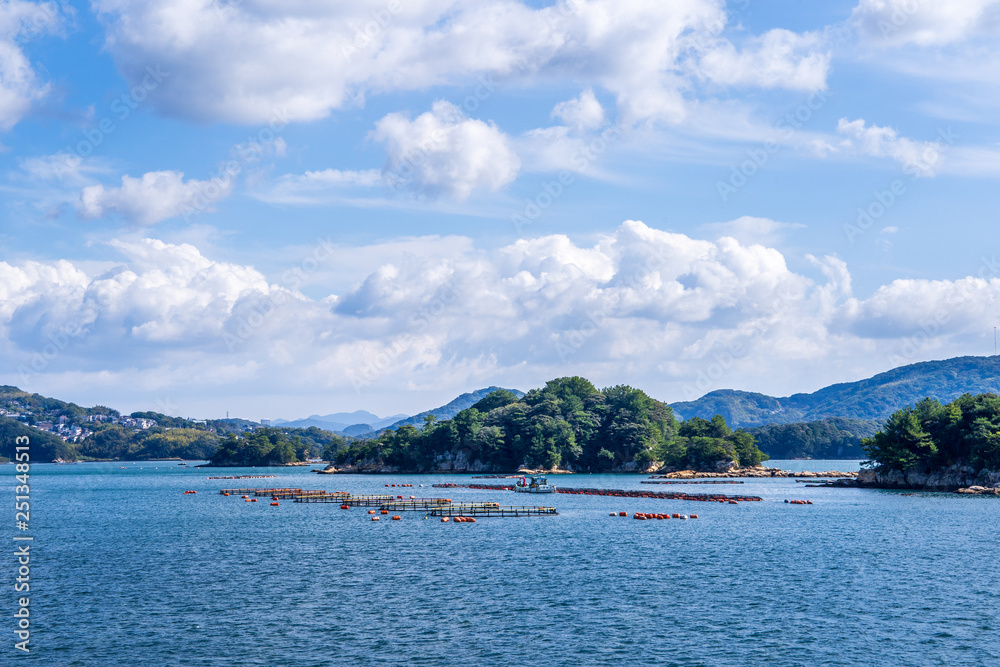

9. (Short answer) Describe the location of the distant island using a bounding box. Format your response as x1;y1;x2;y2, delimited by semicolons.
858;392;1000;492
7;355;1000;470
325;377;767;474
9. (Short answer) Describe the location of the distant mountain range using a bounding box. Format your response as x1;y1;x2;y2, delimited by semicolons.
670;356;1000;428
272;410;407;433
384;386;526;432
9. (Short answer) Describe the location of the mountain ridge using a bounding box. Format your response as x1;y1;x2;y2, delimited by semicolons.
385;386;526;432
671;356;1000;428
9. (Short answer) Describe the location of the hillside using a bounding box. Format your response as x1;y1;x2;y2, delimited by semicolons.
0;416;77;461
0;387;344;462
335;378;766;473
746;418;882;460
386;386;526;431
671;356;1000;428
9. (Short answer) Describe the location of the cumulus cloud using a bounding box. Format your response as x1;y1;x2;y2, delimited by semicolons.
697;29;830;90
78;170;235;225
552;89;606;132
851;0;1000;46
372;101;520;200
0;1;63;130
8;221;1000;415
836;118;943;176
90;0;829;127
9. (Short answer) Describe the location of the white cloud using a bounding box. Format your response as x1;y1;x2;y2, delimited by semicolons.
372;101;520;200
18;153;106;185
836;118;943;176
851;0;1000;46
258;168;383;204
91;0;829;127
552;89;605;132
697;29;830;91
0;1;63;130
78;170;235;225
10;221;1000;415
701;216;805;246
835;275;1000;341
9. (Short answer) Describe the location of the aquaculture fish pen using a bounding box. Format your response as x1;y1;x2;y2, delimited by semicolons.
219;488;301;495
432;483;762;502
376;499;478;511
428;505;557;517
264;490;344;499
294;494;397;505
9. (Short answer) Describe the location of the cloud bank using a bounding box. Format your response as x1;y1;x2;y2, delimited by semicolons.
5;220;998;415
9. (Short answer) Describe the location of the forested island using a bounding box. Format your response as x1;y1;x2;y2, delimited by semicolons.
327;377;767;473
859;393;1000;491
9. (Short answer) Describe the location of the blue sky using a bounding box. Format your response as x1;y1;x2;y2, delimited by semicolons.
3;0;1000;421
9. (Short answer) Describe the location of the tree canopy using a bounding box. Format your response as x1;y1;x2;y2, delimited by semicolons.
862;393;1000;472
335;377;766;472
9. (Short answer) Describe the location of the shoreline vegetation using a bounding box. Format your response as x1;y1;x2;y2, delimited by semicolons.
314;378;769;475
853;392;1000;493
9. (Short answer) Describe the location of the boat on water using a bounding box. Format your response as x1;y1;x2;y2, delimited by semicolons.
513;476;555;493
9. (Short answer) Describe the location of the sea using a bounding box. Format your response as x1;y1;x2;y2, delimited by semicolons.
8;460;1000;666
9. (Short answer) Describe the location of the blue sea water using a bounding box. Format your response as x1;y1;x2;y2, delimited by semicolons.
6;460;1000;666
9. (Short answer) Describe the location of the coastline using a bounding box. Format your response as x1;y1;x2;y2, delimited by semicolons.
196;461;313;468
313;463;859;477
799;466;1000;495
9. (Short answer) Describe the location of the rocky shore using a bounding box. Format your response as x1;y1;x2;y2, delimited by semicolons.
315;460;859;478
856;464;1000;492
956;486;1000;495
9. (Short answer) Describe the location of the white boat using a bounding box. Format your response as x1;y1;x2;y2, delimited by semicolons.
513;476;555;493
